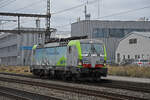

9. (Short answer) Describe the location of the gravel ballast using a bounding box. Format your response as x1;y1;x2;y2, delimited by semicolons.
0;74;149;100
104;75;150;83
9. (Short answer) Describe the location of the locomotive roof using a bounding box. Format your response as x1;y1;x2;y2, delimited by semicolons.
45;36;88;44
79;39;104;44
42;39;104;48
44;42;67;48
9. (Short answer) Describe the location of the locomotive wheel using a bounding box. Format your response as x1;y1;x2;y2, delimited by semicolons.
92;77;101;82
39;70;44;78
72;75;77;82
72;74;80;82
48;73;54;80
62;74;68;81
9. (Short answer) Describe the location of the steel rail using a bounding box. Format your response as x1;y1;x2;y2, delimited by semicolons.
0;91;31;100
0;72;150;93
81;79;150;93
0;86;61;100
0;73;150;93
97;82;150;93
0;76;148;100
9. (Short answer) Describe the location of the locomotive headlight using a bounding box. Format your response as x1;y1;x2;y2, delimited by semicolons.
78;60;83;66
78;62;82;66
104;63;106;66
104;60;106;66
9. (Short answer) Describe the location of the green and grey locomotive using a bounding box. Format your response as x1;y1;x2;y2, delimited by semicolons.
30;39;107;81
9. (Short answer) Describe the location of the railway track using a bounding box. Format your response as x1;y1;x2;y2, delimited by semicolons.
0;72;36;78
1;72;150;93
0;90;31;100
82;79;150;93
102;81;150;93
0;86;61;100
0;75;148;100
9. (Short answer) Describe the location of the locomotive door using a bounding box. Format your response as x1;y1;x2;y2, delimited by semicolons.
67;46;78;67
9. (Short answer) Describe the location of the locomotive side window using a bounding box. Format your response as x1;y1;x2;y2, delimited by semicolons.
69;46;72;53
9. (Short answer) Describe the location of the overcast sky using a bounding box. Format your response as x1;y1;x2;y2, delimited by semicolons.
0;0;150;31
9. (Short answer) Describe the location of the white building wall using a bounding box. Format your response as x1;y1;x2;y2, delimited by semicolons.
116;34;150;63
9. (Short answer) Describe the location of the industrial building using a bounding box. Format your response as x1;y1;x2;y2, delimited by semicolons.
0;27;71;66
71;20;150;62
1;19;150;65
0;27;45;66
116;32;150;64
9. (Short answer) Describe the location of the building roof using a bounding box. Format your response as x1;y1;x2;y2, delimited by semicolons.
119;31;150;42
72;20;150;29
132;31;150;38
45;36;88;44
0;33;11;39
0;27;45;39
79;39;104;44
51;31;71;38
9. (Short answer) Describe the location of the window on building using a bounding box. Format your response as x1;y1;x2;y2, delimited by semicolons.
147;54;150;60
38;33;42;39
138;55;140;59
135;55;138;59
128;55;130;59
123;55;125;60
8;46;10;52
92;28;108;38
109;29;125;38
11;45;17;52
117;53;120;62
129;38;137;44
142;54;144;58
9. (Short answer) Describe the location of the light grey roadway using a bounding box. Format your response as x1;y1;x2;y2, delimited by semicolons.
103;75;150;83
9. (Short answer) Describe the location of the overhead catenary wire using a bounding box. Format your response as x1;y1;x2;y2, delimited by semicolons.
51;0;97;30
0;0;9;6
12;0;46;12
0;0;7;4
52;23;71;28
0;0;46;34
2;0;150;30
0;0;17;26
1;0;46;28
52;0;150;30
0;0;104;29
95;4;150;19
52;0;98;15
0;0;7;2
52;4;150;28
0;0;17;9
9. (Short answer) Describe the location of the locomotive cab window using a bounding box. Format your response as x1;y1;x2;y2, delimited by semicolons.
81;43;104;55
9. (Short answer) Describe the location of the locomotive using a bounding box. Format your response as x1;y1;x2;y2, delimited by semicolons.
30;39;107;81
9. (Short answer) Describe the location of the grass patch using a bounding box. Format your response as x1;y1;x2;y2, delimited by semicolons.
1;65;150;78
108;65;150;78
0;66;31;75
